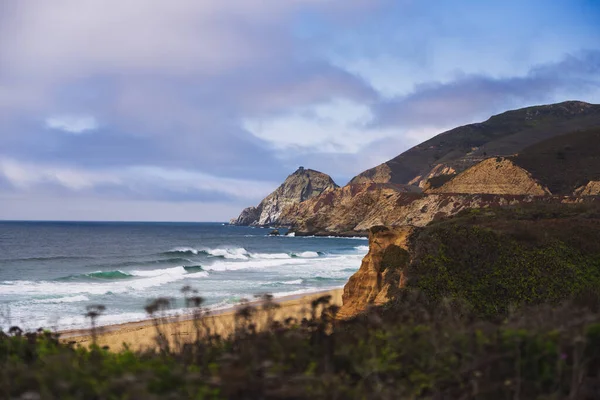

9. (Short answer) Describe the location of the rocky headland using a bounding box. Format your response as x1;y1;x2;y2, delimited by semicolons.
230;167;338;226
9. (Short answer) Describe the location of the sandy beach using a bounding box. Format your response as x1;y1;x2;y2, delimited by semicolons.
61;288;343;351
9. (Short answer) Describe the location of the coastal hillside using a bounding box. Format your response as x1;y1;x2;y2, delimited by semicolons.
339;203;600;319
427;126;600;196
351;101;600;187
230;167;338;226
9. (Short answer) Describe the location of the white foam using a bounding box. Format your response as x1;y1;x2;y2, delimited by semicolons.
271;286;343;298
0;267;208;296
354;245;369;252
294;251;320;258
204;253;364;275
290;235;368;240
249;252;291;259
130;266;187;277
168;247;199;254
281;279;303;285
286;232;296;237
205;247;249;259
204;258;307;271
31;295;90;304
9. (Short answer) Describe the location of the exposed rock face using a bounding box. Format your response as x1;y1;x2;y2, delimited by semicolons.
338;226;413;319
574;181;600;196
351;101;600;187
279;180;549;235
230;167;338;226
232;206;260;226
278;183;423;234
428;157;551;195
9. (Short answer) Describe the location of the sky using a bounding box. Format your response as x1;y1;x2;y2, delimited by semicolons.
1;0;599;221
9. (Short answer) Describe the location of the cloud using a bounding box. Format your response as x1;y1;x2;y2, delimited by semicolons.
374;50;600;131
244;99;394;154
0;158;279;203
45;114;98;134
0;0;383;79
0;158;119;190
0;0;380;184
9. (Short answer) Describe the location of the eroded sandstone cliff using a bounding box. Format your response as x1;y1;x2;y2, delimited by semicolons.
230;167;338;226
428;157;551;195
279;180;547;235
338;226;413;318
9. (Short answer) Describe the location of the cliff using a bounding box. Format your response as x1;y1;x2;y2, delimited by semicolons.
351;101;600;187
279;180;553;235
338;226;413;318
230;167;338;226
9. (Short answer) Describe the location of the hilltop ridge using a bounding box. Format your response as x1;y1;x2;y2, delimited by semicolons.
351;101;600;188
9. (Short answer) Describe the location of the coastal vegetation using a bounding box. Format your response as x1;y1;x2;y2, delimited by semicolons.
405;204;600;317
3;289;600;398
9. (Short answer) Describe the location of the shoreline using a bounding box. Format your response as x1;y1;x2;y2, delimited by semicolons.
60;288;344;350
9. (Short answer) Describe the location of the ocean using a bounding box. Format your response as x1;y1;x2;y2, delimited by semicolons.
0;221;367;331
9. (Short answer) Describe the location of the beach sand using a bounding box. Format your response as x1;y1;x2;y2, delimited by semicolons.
61;289;343;351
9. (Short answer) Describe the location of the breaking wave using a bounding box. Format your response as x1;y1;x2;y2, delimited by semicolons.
163;247;326;261
291;251;321;258
31;295;90;304
1;266;209;296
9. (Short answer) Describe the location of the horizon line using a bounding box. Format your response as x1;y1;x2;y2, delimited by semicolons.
0;219;232;224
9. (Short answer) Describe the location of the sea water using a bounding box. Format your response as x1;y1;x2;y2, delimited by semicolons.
0;221;367;331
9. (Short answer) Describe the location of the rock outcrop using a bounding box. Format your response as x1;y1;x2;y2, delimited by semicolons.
279;181;549;235
428;157;551;195
574;181;600;196
232;206;260;226
338;226;413;319
230;167;338;226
